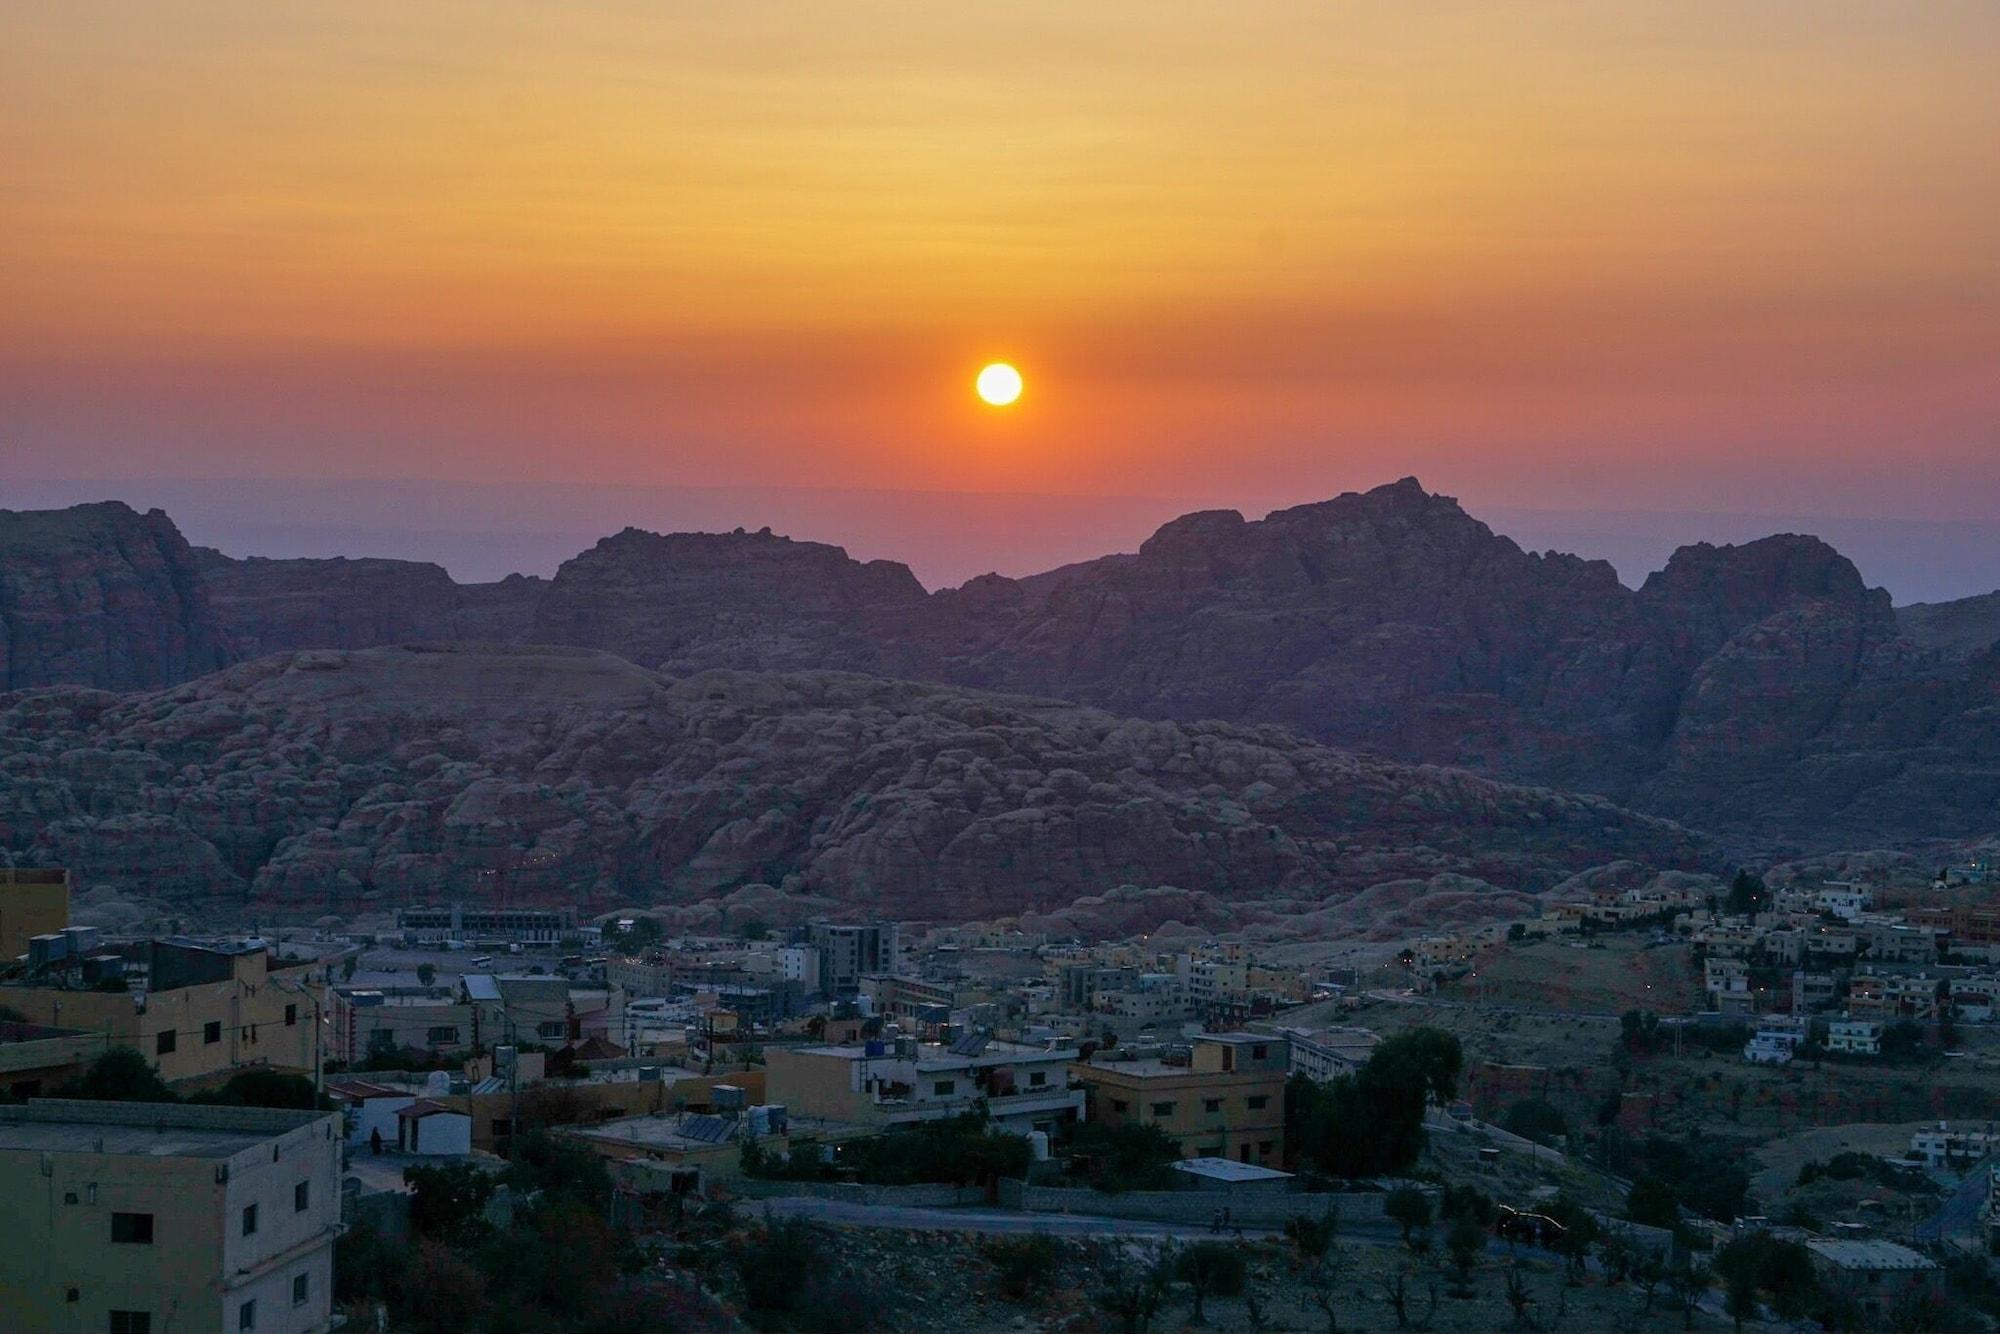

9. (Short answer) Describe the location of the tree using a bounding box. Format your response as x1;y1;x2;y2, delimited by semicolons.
984;1233;1061;1303
1668;1259;1712;1331
1094;1240;1178;1334
1446;1212;1485;1297
1625;1174;1678;1228
405;1161;498;1242
732;1211;822;1324
1303;1245;1348;1334
1064;1119;1182;1192
1384;1186;1434;1251
191;1068;323;1110
341;954;358;981
417;962;437;987
1378;1265;1437;1331
1725;1269;1759;1332
1177;1242;1246;1323
58;1046;176;1103
1289;1028;1463;1177
1501;1098;1568;1147
1503;1263;1538;1328
1724;871;1769;916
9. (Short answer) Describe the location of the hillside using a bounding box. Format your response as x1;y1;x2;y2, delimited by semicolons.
0;643;1709;921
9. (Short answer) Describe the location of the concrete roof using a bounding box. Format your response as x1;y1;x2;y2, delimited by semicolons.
1172;1157;1294;1184
1805;1239;1938;1271
0;1100;331;1160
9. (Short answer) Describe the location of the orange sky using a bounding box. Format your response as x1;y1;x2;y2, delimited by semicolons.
3;2;1997;516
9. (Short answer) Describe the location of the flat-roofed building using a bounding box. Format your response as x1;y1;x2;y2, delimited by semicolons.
0;868;70;960
396;904;574;944
0;938;319;1086
0;1020;108;1099
1073;1033;1289;1167
766;1033;1082;1135
1279;1025;1381;1082
0;1099;343;1334
1804;1240;1939;1323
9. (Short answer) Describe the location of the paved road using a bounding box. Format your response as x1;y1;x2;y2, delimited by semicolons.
1365;988;1628;1023
755;1196;1412;1245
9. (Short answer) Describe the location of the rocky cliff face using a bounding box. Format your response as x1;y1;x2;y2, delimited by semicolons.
0;502;228;690
5;485;1995;853
196;550;545;658
530;527;928;674
0;644;1709;920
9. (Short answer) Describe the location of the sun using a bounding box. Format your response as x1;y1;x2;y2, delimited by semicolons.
975;362;1023;406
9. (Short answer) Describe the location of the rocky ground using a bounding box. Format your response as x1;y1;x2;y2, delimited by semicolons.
0;643;1708;923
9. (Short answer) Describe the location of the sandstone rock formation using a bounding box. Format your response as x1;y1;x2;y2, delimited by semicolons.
0;502;227;690
0;643;1709;921
196;550;544;657
6;485;1997;853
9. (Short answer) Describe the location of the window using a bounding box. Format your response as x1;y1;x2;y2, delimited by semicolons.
1252;1044;1268;1060
426;1026;459;1045
292;1273;310;1306
1258;1140;1275;1156
109;1314;151;1334
1246;1095;1269;1111
241;1203;258;1236
294;1180;311;1213
1028;1071;1047;1087
933;1080;956;1096
238;1299;256;1331
284;1004;297;1027
1204;1098;1222;1113
155;1030;176;1056
537;1021;564;1040
1110;1099;1129;1115
204;1020;222;1045
1151;1101;1176;1117
111;1212;154;1244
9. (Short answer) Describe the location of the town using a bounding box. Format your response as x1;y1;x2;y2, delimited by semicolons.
3;857;1997;1332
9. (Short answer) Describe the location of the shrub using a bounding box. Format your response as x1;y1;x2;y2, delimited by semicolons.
1177;1242;1247;1322
984;1233;1062;1302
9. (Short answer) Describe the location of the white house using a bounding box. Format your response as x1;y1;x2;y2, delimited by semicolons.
396;1100;474;1155
1827;1017;1883;1057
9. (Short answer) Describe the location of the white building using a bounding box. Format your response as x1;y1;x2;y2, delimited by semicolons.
1827;1017;1883;1056
1909;1122;2000;1171
1280;1026;1382;1082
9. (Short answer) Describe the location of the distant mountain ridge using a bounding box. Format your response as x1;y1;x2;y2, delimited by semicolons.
3;481;1996;853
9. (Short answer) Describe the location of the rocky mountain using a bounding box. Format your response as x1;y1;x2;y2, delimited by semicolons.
196;549;545;658
0;501;227;691
0;644;1708;921
6;484;1996;853
529;526;926;674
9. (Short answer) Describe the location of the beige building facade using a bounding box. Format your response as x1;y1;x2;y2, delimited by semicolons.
0;1099;344;1334
1073;1033;1289;1166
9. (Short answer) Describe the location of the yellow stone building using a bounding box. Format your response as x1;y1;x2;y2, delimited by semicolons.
0;868;71;960
1072;1032;1290;1166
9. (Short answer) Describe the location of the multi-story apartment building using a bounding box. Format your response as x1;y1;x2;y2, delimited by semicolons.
0;1099;343;1334
1073;1033;1290;1166
1909;1122;2000;1171
1827;1017;1883;1056
0;868;71;961
766;1033;1082;1135
0;939;320;1086
810;922;899;996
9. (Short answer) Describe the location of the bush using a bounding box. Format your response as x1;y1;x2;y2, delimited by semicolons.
406;1161;499;1242
1384;1186;1433;1246
1500;1098;1568;1147
733;1213;822;1324
1288;1028;1463;1178
1063;1119;1183;1192
984;1233;1062;1302
1716;1232;1820;1320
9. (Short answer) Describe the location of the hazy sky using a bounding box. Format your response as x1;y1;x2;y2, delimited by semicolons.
4;3;1997;520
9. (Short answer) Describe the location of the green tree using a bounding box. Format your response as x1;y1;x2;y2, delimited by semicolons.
1288;1028;1463;1178
1446;1212;1485;1296
1094;1239;1179;1334
1724;871;1769;915
58;1046;176;1103
417;962;437;987
1384;1186;1433;1250
1177;1242;1246;1323
191;1068;324;1110
983;1233;1061;1303
1626;1174;1679;1228
1501;1097;1568;1147
405;1160;498;1242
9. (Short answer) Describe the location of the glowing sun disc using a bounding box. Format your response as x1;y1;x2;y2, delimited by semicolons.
976;362;1023;406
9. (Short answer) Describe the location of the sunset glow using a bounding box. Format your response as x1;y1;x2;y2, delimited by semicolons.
3;3;1997;519
976;364;1023;408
